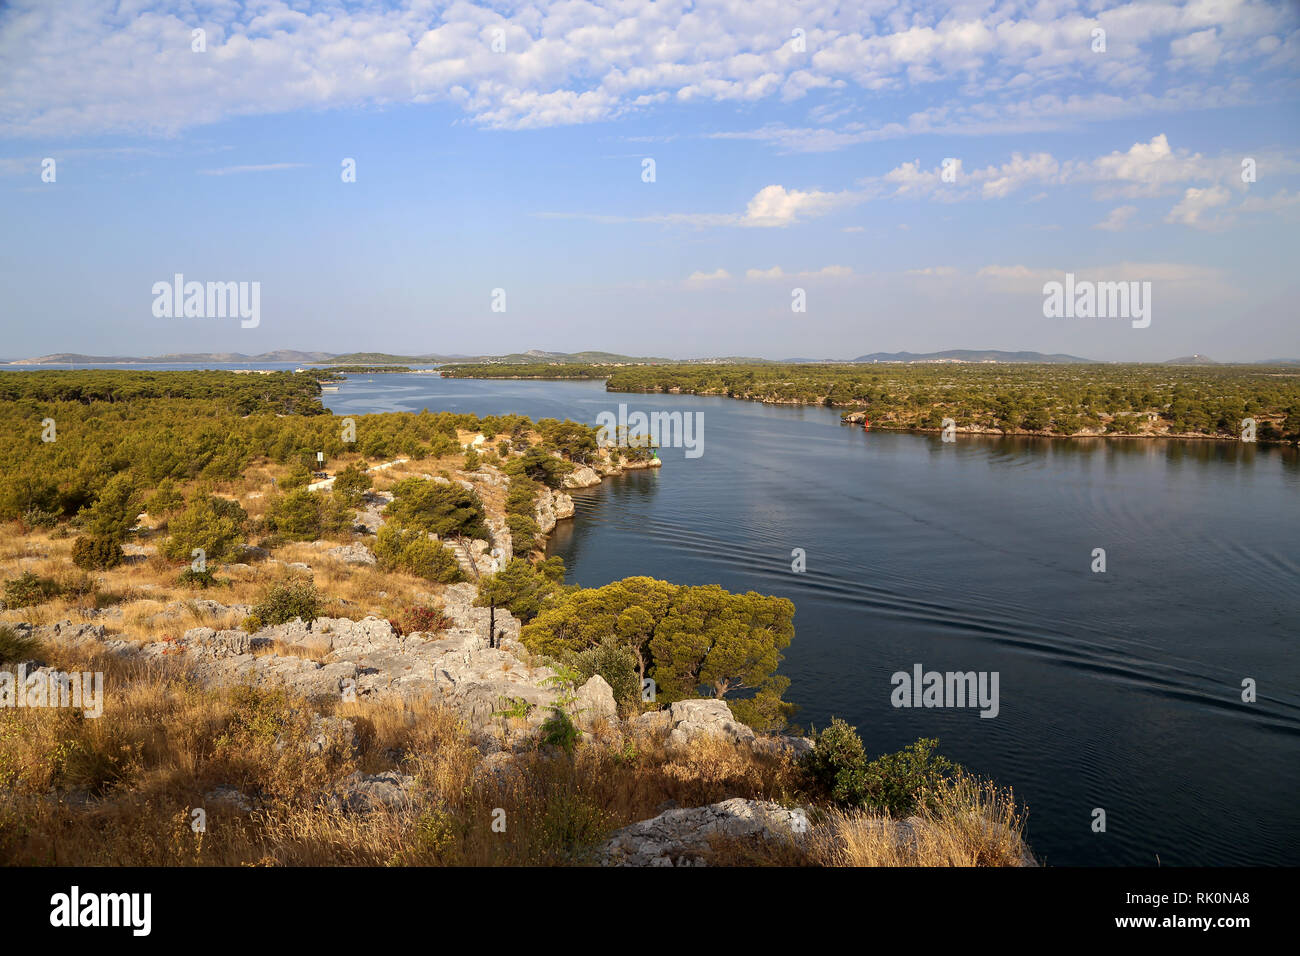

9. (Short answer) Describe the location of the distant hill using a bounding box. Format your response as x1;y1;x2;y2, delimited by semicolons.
849;349;1095;364
8;348;1295;368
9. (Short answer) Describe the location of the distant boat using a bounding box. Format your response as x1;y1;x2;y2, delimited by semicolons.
321;385;340;391
862;416;870;430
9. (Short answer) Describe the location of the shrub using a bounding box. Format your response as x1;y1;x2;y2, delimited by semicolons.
506;448;573;489
240;614;264;633
71;535;125;571
332;463;371;504
374;525;463;583
252;578;320;627
0;624;42;664
383;478;489;540
400;605;452;635
281;462;314;490
463;448;481;471
77;472;141;542
860;738;960;818
428;434;460;458
144;479;185;519
802;718;869;807
177;568;217;589
505;475;540;550
21;507;59;530
568;637;639;707
802;722;961;817
265;488;352;541
540;706;581;754
161;494;248;566
3;572;60;609
507;513;539;549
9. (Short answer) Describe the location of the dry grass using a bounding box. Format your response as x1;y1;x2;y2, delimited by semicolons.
0;632;1031;867
802;776;1033;867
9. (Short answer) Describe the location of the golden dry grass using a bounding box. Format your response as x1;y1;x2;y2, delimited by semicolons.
0;630;1031;866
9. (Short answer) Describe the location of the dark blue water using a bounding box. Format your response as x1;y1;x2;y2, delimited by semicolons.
319;373;1292;865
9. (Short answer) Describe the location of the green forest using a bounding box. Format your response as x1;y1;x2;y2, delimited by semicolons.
0;370;601;522
442;362;1300;441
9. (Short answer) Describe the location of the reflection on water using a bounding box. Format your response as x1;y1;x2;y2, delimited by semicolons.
322;373;1300;866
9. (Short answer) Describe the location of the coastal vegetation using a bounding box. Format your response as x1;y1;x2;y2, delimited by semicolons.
443;361;1300;441
312;365;415;374
522;578;796;731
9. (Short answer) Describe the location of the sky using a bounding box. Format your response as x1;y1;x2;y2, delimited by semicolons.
1;0;1299;362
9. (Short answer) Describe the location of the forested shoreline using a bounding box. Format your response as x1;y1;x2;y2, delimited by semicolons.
441;362;1300;442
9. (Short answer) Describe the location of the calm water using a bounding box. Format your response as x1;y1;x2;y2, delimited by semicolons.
75;367;1294;867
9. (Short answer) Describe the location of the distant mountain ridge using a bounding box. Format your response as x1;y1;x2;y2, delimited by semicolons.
6;349;1297;367
848;349;1095;364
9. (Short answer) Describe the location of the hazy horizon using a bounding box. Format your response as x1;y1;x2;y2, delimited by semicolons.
1;345;1296;366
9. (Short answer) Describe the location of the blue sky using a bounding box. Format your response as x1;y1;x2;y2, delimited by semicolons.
2;0;1299;361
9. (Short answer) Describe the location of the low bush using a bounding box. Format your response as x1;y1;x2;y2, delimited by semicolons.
399;605;453;635
801;719;961;817
0;624;42;663
252;578;321;627
72;535;125;570
3;571;60;609
568;638;639;708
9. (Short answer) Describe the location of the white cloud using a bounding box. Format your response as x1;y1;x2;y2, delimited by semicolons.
687;268;731;282
198;163;306;175
1238;188;1300;215
742;184;856;227
745;265;853;279
1;0;1295;138
1074;134;1214;198
1169;28;1222;70
1094;205;1138;231
1165;185;1231;227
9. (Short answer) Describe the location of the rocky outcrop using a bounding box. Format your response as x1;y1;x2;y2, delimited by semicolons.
327;543;376;566
23;592;565;746
354;491;392;534
573;675;617;730
331;771;417;812
534;486;575;535
600;798;808;866
562;465;601;489
664;699;755;750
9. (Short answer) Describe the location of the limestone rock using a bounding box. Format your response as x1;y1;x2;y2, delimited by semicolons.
332;771;417;812
204;786;253;812
327;543;376;566
562;465;601;489
574;675;618;729
533;487;575;534
665;699;755;751
600;798;808;866
183;627;251;657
